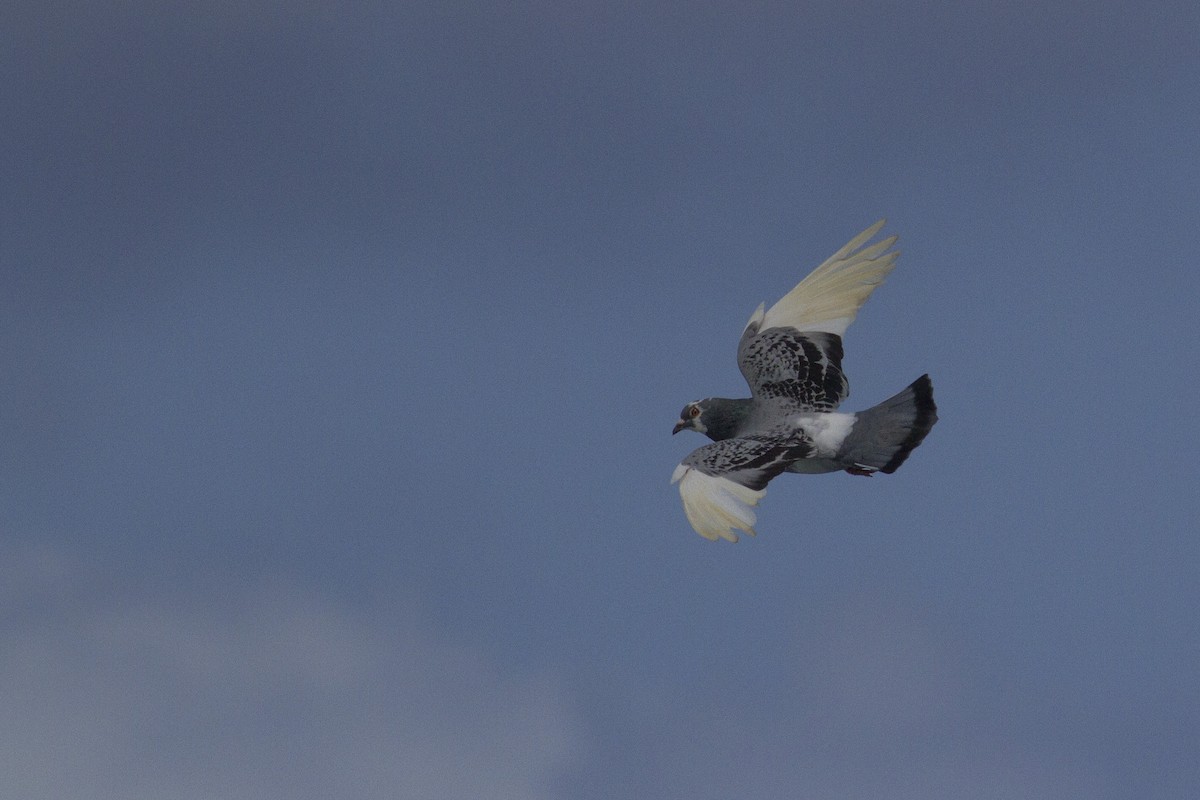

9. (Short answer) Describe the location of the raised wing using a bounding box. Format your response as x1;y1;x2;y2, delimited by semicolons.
671;433;813;542
737;221;898;409
746;219;899;337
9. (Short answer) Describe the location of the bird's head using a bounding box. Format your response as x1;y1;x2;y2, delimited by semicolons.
673;401;707;436
672;397;754;440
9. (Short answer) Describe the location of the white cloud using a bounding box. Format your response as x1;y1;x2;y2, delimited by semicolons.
0;545;583;800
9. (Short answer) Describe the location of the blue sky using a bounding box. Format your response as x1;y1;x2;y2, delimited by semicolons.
4;2;1199;797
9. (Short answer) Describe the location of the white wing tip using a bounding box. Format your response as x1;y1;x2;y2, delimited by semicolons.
672;465;766;543
759;221;901;337
862;218;887;238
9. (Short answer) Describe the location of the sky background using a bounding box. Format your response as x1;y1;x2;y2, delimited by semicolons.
4;2;1199;798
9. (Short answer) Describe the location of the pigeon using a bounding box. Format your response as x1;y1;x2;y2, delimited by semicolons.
671;220;937;542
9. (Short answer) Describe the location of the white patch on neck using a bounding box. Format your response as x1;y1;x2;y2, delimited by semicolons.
796;412;856;457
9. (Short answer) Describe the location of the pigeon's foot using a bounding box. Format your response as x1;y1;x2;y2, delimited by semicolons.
845;466;876;477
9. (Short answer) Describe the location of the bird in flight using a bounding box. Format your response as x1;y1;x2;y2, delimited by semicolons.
671;220;937;542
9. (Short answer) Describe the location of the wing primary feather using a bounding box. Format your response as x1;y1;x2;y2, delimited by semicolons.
826;218;886;261
671;464;765;542
759;221;899;337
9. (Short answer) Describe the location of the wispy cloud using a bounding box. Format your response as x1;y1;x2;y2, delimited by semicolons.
1;544;583;800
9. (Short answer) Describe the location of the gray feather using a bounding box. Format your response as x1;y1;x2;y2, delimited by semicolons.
837;375;938;473
737;326;848;411
681;433;814;491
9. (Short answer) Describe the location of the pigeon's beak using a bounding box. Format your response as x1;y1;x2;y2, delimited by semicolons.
672;419;687;435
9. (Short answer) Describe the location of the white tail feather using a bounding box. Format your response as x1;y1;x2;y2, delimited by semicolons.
671;464;765;542
754;220;898;337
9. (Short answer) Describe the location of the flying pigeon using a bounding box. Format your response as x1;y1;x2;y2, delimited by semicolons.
671;220;937;542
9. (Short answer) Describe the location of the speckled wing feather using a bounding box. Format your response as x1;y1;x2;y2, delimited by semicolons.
736;221;898;410
737;327;848;410
671;433;813;542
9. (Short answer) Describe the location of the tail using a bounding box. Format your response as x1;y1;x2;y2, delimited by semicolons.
841;375;938;474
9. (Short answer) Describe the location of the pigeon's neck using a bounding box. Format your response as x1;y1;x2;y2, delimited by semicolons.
702;397;754;441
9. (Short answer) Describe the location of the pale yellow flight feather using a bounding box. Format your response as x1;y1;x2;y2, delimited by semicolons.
671;464;765;543
743;219;898;339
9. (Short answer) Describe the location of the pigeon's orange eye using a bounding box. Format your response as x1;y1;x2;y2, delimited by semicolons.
689;406;700;418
